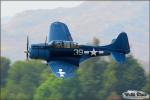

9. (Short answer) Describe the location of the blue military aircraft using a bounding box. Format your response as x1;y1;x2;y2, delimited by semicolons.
24;22;130;78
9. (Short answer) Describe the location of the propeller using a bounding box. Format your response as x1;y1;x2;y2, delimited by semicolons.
24;36;29;60
45;35;47;46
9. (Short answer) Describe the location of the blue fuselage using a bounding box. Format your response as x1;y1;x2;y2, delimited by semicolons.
29;44;111;65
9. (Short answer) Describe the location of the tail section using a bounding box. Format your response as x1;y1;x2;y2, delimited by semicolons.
106;32;130;63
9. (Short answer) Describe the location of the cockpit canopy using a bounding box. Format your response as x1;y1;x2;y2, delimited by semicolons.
49;40;79;48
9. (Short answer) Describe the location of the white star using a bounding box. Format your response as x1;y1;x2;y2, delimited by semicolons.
90;48;97;56
57;69;66;77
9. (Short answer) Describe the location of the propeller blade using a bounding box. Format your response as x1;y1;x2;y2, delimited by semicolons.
27;35;29;51
24;35;29;61
26;51;29;61
45;35;47;45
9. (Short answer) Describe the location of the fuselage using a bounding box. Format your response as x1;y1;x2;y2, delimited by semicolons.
29;40;130;66
29;42;111;61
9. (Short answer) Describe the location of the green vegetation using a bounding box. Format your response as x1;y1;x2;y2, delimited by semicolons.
1;39;149;100
1;57;10;88
1;55;149;100
1;60;49;100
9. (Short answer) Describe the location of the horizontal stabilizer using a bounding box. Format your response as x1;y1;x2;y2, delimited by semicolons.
111;52;125;63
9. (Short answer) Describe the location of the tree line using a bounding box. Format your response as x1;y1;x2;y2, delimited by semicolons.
1;39;149;100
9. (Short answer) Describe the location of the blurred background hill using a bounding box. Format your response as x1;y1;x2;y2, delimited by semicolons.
1;1;149;73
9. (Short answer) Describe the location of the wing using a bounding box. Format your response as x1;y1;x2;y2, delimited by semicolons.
48;61;78;78
79;55;91;64
48;22;73;42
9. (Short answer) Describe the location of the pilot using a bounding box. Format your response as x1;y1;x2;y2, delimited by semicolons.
56;42;62;48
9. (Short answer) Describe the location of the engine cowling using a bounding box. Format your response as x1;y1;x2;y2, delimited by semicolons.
29;45;49;61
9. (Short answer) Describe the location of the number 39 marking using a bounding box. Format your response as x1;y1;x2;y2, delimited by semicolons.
73;49;83;55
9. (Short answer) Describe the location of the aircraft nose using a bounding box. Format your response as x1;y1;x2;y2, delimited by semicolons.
29;46;50;60
29;47;39;59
